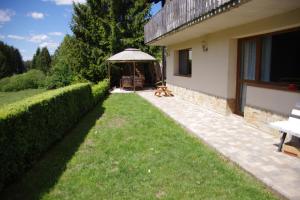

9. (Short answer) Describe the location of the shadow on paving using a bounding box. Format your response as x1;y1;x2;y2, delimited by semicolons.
0;101;105;200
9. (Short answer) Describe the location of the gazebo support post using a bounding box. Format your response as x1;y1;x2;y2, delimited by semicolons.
107;62;111;88
133;62;136;92
108;62;111;88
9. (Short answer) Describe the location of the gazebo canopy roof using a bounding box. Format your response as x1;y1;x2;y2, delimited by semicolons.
107;48;156;62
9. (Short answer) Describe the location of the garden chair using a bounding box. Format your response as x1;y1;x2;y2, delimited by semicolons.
120;76;133;89
134;77;144;89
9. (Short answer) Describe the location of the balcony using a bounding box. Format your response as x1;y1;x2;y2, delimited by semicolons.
144;0;244;44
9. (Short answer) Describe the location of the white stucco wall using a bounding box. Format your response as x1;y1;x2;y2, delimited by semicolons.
246;86;300;116
165;9;300;114
166;34;231;98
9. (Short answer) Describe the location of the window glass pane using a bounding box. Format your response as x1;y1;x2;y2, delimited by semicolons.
241;40;256;80
178;49;192;76
179;50;188;75
261;36;272;82
189;49;192;61
268;30;300;84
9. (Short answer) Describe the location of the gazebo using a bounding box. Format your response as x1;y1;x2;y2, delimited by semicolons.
107;48;158;92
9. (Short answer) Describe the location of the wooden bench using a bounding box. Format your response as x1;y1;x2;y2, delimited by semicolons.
269;103;300;152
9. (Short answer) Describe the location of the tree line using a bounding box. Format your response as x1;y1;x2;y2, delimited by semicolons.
1;0;160;87
31;47;52;73
0;41;25;79
0;40;52;79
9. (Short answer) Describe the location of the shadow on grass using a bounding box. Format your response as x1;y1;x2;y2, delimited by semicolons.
0;101;105;200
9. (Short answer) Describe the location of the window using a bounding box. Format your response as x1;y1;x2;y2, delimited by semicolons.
177;49;192;76
238;28;300;91
260;31;300;84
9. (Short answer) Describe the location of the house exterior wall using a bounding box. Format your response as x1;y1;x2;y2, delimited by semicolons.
244;86;300;135
246;86;300;116
165;9;300;133
166;34;231;98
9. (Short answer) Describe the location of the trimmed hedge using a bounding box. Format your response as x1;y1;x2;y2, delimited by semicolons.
0;81;109;191
92;79;109;104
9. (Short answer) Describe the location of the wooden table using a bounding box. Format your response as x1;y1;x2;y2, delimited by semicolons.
154;86;173;97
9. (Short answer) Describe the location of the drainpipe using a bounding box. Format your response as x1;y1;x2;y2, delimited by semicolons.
162;0;166;85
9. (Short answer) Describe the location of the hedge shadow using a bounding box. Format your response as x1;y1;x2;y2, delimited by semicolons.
0;101;106;200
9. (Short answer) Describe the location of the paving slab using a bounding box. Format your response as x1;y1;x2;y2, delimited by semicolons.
138;90;300;200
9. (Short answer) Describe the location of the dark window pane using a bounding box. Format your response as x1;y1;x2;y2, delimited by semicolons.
178;49;192;76
269;30;300;84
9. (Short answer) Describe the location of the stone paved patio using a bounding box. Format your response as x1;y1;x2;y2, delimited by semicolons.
138;90;300;200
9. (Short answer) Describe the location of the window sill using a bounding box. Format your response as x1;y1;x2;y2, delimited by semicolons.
244;80;300;94
174;74;192;78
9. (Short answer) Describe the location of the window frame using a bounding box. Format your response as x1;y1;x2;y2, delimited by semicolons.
174;48;192;77
237;27;300;93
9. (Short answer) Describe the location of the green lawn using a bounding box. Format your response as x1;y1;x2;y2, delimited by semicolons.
0;94;277;200
0;89;46;108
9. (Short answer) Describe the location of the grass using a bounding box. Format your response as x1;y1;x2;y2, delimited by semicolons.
0;89;46;108
0;94;277;200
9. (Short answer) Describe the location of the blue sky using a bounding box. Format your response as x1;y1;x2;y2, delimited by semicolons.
0;0;161;61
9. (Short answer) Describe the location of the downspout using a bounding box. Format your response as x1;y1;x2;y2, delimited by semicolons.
162;47;166;85
162;0;166;85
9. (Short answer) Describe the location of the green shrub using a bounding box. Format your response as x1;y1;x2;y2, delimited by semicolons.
92;79;109;104
0;82;110;191
45;65;75;89
0;70;45;92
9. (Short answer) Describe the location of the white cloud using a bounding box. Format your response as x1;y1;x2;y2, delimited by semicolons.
48;32;63;36
28;34;49;43
8;34;25;40
0;9;15;24
39;41;59;49
0;35;5;40
27;12;44;20
44;0;86;5
23;56;32;61
7;34;50;43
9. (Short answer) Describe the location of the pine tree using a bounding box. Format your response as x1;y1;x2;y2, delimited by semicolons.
0;41;25;78
39;47;52;73
71;0;110;82
31;48;41;69
23;60;32;71
14;49;25;73
70;0;161;82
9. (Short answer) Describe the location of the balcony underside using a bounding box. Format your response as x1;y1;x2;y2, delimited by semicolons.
147;0;300;46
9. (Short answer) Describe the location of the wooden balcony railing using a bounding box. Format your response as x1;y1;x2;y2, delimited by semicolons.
144;0;242;43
